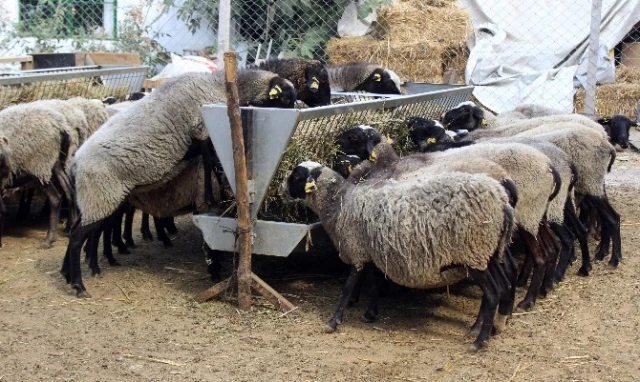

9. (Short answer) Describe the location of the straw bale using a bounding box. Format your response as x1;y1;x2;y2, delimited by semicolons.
326;0;471;84
0;79;129;111
574;83;640;118
615;65;640;83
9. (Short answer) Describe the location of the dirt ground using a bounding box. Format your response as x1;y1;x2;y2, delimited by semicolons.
1;152;640;382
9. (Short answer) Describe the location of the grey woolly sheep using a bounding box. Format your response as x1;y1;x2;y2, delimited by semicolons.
0;103;75;248
250;58;331;107
286;161;516;351
31;99;89;160
67;97;110;136
338;126;559;311
513;123;621;269
61;69;297;297
326;62;402;94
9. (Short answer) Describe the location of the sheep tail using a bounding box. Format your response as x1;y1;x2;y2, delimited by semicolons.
548;165;562;202
499;178;518;209
59;131;71;164
568;163;578;193
607;146;616;172
496;204;516;261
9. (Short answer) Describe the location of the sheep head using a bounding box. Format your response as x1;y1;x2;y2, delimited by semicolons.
597;114;636;150
442;101;486;131
335;125;382;162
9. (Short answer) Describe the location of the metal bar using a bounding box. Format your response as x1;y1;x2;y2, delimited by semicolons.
0;65;101;76
224;52;253;310
217;0;231;71
0;66;150;86
584;0;603;114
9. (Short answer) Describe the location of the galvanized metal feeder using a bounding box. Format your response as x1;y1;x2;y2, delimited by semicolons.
194;85;474;260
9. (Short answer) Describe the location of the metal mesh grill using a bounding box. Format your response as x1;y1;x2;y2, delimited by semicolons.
0;66;149;111
257;87;473;223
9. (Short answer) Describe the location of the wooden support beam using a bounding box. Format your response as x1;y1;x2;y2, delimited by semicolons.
250;273;296;312
193;275;235;303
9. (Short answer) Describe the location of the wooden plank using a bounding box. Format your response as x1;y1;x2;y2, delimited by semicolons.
75;53;87;67
0;56;33;64
87;52;141;66
193;275;235;303
250;273;297;312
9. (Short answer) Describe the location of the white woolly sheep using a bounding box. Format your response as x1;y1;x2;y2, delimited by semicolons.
286;161;515;351
67;97;110;136
0;103;75;248
61;69;297;297
326;62;402;94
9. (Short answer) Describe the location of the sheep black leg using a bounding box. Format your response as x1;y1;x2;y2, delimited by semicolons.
109;209;130;254
52;163;77;232
467;267;499;351
61;219;102;298
552;221;576;284
101;219;121;267
16;188;34;221
472;255;510;336
324;265;364;333
362;267;384;323
0;196;5;248
40;182;62;249
199;138;216;208
153;216;173;247
347;268;367;307
140;213;153;241
85;227;102;277
164;217;178;235
516;230;547;312
599;197;621;267
515;241;533;287
204;242;223;282
123;205;136;248
538;224;559;297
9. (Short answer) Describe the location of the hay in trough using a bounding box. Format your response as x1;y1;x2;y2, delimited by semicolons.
326;0;471;84
574;65;640;118
0;79;129;111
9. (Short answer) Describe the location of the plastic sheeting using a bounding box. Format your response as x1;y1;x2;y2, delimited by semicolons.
459;0;640;113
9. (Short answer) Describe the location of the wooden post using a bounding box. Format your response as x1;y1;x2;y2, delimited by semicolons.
224;52;253;310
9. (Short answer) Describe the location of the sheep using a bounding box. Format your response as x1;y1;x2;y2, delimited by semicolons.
441;102;566;131
407;118;587;288
286;161;516;351
249;58;331;107
84;157;219;277
61;69;297;297
67;97;110;136
512;124;621;270
326;62;402;94
30;99;90;161
0;103;75;248
596;114;639;150
338;126;560;311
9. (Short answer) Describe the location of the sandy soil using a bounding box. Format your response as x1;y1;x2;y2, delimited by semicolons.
1;152;640;382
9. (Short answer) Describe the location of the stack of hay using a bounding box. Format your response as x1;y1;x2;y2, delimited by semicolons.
574;65;640;118
326;0;471;84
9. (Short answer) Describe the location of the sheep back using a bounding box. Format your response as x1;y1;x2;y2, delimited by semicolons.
67;97;110;136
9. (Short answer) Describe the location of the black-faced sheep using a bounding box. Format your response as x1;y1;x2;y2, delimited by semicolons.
286;161;516;351
249;58;331;107
61;69;296;297
596;114;639;150
326;62;402;94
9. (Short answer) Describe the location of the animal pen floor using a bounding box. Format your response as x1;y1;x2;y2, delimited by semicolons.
1;153;640;382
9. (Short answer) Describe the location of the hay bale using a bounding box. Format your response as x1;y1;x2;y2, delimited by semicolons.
326;0;471;84
574;83;640;118
573;65;640;118
0;79;129;111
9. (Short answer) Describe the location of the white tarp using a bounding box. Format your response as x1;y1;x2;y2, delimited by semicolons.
458;0;640;113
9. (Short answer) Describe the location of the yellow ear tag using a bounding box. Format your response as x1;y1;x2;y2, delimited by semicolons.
305;180;317;193
373;73;382;82
481;119;488;127
309;77;319;90
269;85;282;99
369;151;378;162
346;163;352;175
386;137;394;144
427;137;437;144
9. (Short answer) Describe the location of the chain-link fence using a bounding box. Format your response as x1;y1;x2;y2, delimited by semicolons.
1;1;639;117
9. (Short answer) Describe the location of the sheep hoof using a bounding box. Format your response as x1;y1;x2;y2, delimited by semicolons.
577;266;591;277
39;241;53;249
493;314;508;334
323;323;338;333
76;290;92;299
361;310;377;323
162;240;173;248
608;259;620;268
516;300;534;312
468;342;485;352
117;247;131;255
469;326;481;337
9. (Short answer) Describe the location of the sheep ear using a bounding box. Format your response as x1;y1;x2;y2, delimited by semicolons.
373;73;382;82
308;76;320;92
597;116;610;124
269;84;282;100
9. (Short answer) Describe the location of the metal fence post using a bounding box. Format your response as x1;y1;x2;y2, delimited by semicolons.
584;0;603;115
217;0;231;71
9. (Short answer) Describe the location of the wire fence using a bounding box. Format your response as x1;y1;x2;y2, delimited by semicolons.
1;0;639;117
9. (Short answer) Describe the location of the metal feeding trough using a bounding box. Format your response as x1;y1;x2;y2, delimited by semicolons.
193;85;474;257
